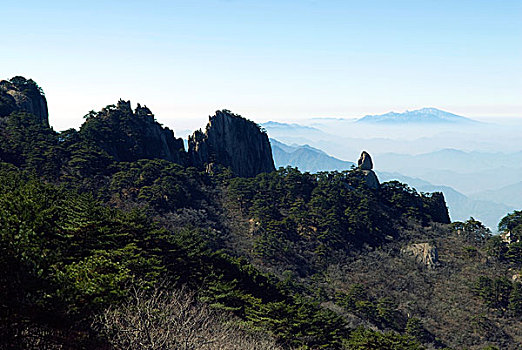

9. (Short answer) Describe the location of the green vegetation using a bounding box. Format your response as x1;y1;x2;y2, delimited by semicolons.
472;276;522;316
1;94;522;349
0;164;417;349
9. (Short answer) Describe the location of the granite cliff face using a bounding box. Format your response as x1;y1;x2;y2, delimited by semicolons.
188;110;275;177
0;77;49;127
79;100;186;164
81;105;275;175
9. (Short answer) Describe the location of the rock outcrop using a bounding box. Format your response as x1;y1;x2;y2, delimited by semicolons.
402;243;439;268
188;110;275;177
356;151;379;189
79;100;186;164
0;76;49;126
358;151;373;170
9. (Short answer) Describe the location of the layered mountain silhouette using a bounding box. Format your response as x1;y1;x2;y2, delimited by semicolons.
357;107;477;124
270;139;354;172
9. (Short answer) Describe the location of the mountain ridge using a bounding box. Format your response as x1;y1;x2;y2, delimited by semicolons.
270;138;355;172
357;107;478;124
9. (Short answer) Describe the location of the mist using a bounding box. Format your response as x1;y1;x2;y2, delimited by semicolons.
263;111;522;230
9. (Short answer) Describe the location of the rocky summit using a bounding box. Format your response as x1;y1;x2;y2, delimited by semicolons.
79;99;186;164
357;151;373;170
356;151;379;189
188;110;275;177
0;77;276;178
0;76;49;127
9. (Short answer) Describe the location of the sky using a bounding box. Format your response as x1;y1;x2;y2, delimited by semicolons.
2;0;521;132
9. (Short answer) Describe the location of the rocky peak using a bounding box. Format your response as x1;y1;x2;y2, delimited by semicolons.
358;151;373;170
356;151;379;189
135;103;154;118
79;100;185;164
0;76;49;127
116;99;132;114
188;110;275;177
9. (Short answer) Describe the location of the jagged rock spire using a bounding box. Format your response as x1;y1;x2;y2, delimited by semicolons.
358;151;373;170
356;151;379;189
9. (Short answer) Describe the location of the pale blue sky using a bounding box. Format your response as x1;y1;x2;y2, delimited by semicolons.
2;0;521;131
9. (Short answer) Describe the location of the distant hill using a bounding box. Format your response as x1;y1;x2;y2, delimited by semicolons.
471;181;522;209
378;149;496;173
376;150;522;195
270;139;354;173
357;107;477;124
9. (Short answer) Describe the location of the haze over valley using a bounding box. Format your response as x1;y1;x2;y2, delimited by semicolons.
264;108;522;229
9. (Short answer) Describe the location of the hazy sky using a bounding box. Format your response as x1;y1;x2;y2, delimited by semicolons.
2;0;521;131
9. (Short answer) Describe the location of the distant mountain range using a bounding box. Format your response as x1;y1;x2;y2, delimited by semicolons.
357;108;477;124
261;121;329;142
262;121;321;130
269;139;512;229
471;181;522;209
376;150;522;195
270;139;354;173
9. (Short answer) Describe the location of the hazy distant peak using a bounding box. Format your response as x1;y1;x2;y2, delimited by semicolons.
269;138;355;172
270;138;327;156
357;107;478;124
430;148;469;155
262;121;320;130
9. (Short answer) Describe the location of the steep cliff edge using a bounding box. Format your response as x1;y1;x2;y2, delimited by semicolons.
0;76;49;127
188;110;275;177
79;100;186;164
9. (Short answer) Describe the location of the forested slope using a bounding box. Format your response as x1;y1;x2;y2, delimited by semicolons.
1;77;521;350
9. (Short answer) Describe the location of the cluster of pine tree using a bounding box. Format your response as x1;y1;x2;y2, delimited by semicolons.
1;81;521;349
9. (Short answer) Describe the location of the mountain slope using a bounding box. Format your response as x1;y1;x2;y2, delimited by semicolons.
189;110;275;177
0;76;49;127
79;99;186;164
